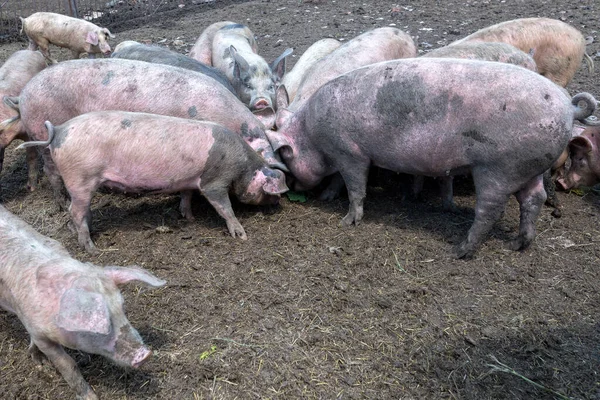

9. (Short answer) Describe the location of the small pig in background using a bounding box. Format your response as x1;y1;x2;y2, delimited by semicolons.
18;111;288;253
449;17;593;87
111;40;236;94
20;12;115;63
0;204;165;400
188;20;245;65
0;50;47;190
281;38;341;103
210;22;293;113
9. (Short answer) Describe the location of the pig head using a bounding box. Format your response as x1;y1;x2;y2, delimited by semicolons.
557;125;600;189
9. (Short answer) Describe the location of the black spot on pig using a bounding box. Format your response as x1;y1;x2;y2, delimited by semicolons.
124;84;137;93
121;119;132;129
239;123;263;141
51;127;69;149
462;130;493;145
502;103;507;111
544;94;550;100
188;106;198;118
102;71;114;85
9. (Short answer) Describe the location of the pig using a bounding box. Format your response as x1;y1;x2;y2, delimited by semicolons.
266;58;596;259
189;21;245;66
110;40;236;95
449;17;593;87
18;111;288;253
0;50;46;190
0;204;165;400
281;38;341;103
210;22;293;112
20;12;115;63
557;125;600;190
0;58;287;207
281;27;417;117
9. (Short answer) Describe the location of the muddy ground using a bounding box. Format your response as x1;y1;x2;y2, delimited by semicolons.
1;0;600;399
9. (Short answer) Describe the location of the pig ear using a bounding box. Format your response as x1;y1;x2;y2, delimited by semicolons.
261;168;289;195
3;96;19;112
265;129;292;153
56;288;111;334
86;31;99;46
270;48;293;80
569;136;594;154
104;266;166;288
230;45;250;75
276;85;289;110
102;28;115;39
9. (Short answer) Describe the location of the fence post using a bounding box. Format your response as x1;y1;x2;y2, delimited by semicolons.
66;0;79;18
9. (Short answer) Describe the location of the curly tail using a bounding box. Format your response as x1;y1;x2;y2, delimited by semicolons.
16;121;55;150
571;92;598;124
584;52;594;74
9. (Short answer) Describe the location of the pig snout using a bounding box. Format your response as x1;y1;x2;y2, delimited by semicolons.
131;346;152;368
252;98;271;110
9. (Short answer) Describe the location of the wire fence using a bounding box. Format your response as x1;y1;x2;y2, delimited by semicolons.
0;0;224;43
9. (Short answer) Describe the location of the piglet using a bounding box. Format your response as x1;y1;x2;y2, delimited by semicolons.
0;204;165;400
21;12;114;63
18;111;289;253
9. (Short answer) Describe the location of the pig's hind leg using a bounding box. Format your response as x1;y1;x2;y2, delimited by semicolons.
455;169;511;259
67;185;97;254
200;186;247;240
34;338;98;400
509;174;546;251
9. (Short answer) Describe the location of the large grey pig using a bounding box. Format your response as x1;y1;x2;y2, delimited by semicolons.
281;38;341;103
267;58;596;258
557;125;600;190
449;17;593;87
189;20;247;66
111;40;235;94
20;12;115;63
280;27;417;119
210;22;293;112
0;58;287;206
0;204;165;400
19;111;288;253
0;50;46;189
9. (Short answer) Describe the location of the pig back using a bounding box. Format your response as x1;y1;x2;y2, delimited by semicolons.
290;27;416;111
301;58;573;177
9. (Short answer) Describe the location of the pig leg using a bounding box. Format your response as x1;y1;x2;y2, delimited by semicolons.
509;174;547;251
71;50;81;60
412;175;425;200
439;176;457;212
25;146;39;191
318;173;345;201
543;169;562;218
455;171;510;259
34;339;98;400
339;163;370;226
68;187;97;253
179;190;195;221
35;39;56;64
43;151;69;210
28;340;46;365
200;187;247;240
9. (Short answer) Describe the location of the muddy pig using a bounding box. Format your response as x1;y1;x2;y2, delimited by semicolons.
21;12;115;63
210;22;293;112
267;58;596;259
557;125;600;190
0;204;165;400
188;21;248;66
0;58;287;205
281;38;341;103
450;17;593;87
279;27;417;122
18;111;288;253
0;50;46;189
111;40;235;94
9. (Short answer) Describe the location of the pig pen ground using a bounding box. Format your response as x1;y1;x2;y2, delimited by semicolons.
1;0;600;398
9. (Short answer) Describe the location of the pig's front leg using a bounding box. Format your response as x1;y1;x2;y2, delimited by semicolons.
439;176;457;212
179;190;195;221
201;187;247;240
34;339;98;400
339;163;369;226
318;173;345;201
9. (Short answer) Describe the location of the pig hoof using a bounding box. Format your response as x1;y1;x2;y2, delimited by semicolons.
454;242;475;259
507;236;532;252
227;223;247;240
551;208;562;218
340;214;359;227
318;189;339;202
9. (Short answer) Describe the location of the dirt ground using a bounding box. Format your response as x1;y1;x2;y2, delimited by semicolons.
1;0;600;399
